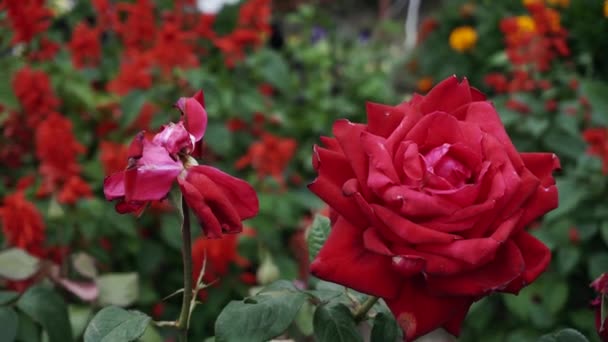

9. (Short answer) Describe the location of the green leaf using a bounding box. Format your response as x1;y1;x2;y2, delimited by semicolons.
581;80;608;126
83;306;151;342
307;215;331;262
215;280;308;342
120;91;147;127
0;307;18;342
0;248;40;280
588;253;608;280
72;253;98;279
252;50;292;92
370;312;400;342
556;247;580;275
69;306;93;339
97;273;139;307
17;285;74;342
16;310;40;342
313;304;363;342
0;291;19;305
538;328;590;342
545;178;585;222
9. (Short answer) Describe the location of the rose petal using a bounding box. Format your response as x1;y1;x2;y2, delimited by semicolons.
178;176;223;238
312;145;355;185
502;232;551;294
310;217;403;298
419;76;473;115
383;185;460;218
124;142;183;201
365;102;405;138
153;122;194;155
309;176;369;228
333;119;371;198
426;240;525;296
104;172;126;200
520;152;560;187
416;237;500;265
385;277;473;341
372;205;461;244
442;302;473;337
361;132;400;192
176;95;208;141
195;166;259;220
184;169;243;234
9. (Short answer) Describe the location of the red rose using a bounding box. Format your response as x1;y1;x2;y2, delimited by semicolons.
308;76;559;341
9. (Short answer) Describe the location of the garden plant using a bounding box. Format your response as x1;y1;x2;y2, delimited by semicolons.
2;1;608;342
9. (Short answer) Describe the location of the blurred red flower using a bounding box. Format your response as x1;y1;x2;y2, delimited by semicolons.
592;273;608;341
35;113;90;199
100;141;129;176
235;132;297;184
0;191;45;257
583;128;608;174
12;67;60;128
191;234;250;285
4;0;52;44
69;22;102;69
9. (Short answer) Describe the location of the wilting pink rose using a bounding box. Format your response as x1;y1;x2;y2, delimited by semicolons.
309;76;559;340
592;273;608;342
104;91;258;237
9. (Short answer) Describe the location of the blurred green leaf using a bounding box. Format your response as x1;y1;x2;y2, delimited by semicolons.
370;312;400;342
0;248;40;280
251;49;292;92
215;280;308;342
307;215;331;262
83;306;150;342
313;303;363;342
16;310;40;342
97;273;139;307
120;91;147;127
0;307;18;342
556;247;581;275
581;80;608;126
588;253;608;280
68;306;93;339
0;291;19;305
17;285;74;342
538;328;590;342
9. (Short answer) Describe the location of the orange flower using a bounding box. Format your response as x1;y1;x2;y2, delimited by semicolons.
448;26;477;52
235;132;297;184
416;77;433;93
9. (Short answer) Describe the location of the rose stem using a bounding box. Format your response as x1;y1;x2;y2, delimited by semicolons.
177;196;193;340
353;296;380;322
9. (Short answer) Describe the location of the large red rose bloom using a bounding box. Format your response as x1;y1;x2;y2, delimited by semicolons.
308;76;559;341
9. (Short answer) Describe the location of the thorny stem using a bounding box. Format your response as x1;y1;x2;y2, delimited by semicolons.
353;296;380;322
177;196;193;339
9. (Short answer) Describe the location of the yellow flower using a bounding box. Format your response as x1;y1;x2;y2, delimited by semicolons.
516;16;536;33
449;26;478;53
417;77;433;93
522;0;542;6
605;0;608;18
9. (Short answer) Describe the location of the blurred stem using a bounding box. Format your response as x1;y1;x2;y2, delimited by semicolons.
353;296;379;322
177;196;193;339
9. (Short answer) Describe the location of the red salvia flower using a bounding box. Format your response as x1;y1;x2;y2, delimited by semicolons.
115;0;157;51
69;22;102;68
12;67;60;128
107;53;154;95
191;234;250;285
27;37;60;62
4;0;52;44
0;191;46;256
35;113;86;194
583;128;608;174
100;141;129;176
235;132;297;184
57;176;93;205
152;19;198;74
